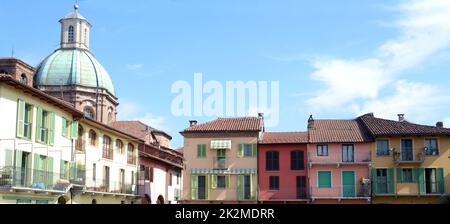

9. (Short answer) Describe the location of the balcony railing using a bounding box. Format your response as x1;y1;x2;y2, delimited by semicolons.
372;180;445;196
393;148;425;164
309;151;371;166
76;139;85;152
310;184;371;199
0;166;85;192
212;157;229;170
85;179;138;195
260;188;309;200
102;147;114;160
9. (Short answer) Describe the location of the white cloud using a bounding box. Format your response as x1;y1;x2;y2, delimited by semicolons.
126;63;144;71
307;0;450;118
443;117;450;128
116;99;167;130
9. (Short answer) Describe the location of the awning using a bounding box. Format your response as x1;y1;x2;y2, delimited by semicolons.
210;140;232;149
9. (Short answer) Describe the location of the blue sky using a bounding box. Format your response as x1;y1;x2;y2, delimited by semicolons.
1;0;450;148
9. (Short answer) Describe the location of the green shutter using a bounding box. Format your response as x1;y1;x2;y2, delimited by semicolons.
69;162;77;181
387;168;394;194
238;144;244;158
197;145;202;158
252;144;257;157
191;175;198;200
71;120;79;139
202;144;207;157
14;150;23;186
412;168;419;182
371;168;377;194
15;150;23;168
47;157;54;189
33;154;41;184
226;175;231;189
396;168;403;183
318;171;332;188
418;168;425;195
16;99;25;138
62;118;67;137
48;112;55;146
5;149;13;167
35;107;42;143
250;175;254;199
237;175;243;200
205;175;210;200
211;175;217;189
437;168;445;194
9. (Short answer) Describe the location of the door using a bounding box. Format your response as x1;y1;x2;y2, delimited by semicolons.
425;168;437;194
20;152;30;187
342;144;355;162
376;169;388;194
119;169;125;193
401;139;413;161
197;176;206;200
342;171;355;197
243;175;251;200
296;176;307;199
103;166;110;192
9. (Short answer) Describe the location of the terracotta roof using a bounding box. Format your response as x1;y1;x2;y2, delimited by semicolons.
175;147;183;154
182;117;263;133
309;119;373;143
110;121;172;140
260;132;308;144
358;113;450;136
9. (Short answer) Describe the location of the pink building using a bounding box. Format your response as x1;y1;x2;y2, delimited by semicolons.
307;116;372;204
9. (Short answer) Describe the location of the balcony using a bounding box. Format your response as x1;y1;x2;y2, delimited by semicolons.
75;139;85;152
0;166;85;193
212;157;229;170
260;187;309;201
393;148;425;165
310;184;371;200
373;180;445;196
85;179;137;195
309;151;371;167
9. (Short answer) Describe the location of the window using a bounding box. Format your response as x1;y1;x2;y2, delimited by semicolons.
269;176;279;191
16;100;33;139
61;117;69;138
102;136;112;159
376;140;390;156
150;167;154;182
131;171;135;185
83;107;95;119
177;173;180;185
317;145;328;156
266;151;279;171
116;139;123;154
342;144;355;162
399;168;414;183
36;108;54;145
169;173;172;186
88;130;97;146
243;144;253;157
84;28;88;44
107;112;113;123
291;150;305;170
60;160;69;179
217;176;226;189
127;144;135;164
424;139;439;156
317;171;332;188
20;74;27;84
197;144;206;158
93;163;96;181
68;26;74;43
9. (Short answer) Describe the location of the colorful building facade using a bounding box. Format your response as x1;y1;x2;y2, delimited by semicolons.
258;132;309;204
307;116;372;204
180;117;263;204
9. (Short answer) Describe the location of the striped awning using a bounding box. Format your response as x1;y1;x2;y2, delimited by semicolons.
190;168;256;175
210;140;232;149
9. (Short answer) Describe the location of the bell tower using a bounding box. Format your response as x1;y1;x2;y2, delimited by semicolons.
59;3;91;50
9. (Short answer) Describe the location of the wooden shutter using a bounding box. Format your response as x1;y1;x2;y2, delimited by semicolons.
35;107;42;143
205;175;210;200
412;168;419;182
371;168;377;194
191;175;197;200
437;168;445;194
237;144;244;158
252;143;257;157
250;175;254;199
211;175;217;189
318;171;331;188
202;144;207;157
237;175;243;200
396;168;403;183
197;145;202;158
387;168;394;194
226;175;231;189
69;162;77;181
48;112;55;145
47;157;54;188
62;118;67;137
16;99;25;138
71;120;79;139
60;160;65;179
14;150;23;185
33;154;41;183
5;149;13;167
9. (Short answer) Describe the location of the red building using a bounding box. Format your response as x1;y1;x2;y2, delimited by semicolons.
258;132;309;204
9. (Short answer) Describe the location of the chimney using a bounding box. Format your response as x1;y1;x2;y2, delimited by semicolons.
189;120;197;127
436;121;444;128
307;115;315;130
258;113;264;118
398;114;405;122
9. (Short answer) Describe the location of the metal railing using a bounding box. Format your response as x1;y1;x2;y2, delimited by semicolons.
212;157;229;169
309;151;371;164
310;184;371;198
85;179;138;195
260;188;309;200
393;148;425;164
75;139;85;152
0;166;85;192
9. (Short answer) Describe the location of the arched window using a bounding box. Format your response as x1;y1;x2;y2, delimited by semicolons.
266;151;279;171
84;28;88;44
68;26;74;43
127;143;135;164
89;129;97;146
20;74;28;84
102;135;112;159
83;107;95;119
116;139;123;154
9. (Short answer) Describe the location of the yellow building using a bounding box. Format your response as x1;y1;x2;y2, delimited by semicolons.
358;113;450;204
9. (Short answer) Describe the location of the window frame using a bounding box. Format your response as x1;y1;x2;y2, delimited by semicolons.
291;150;305;171
217;175;226;189
316;144;329;156
424;138;439;156
88;129;97;146
243;144;253;157
376;139;390;156
265;151;280;171
269;176;280;191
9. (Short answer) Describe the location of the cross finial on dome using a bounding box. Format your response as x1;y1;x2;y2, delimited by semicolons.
74;0;79;12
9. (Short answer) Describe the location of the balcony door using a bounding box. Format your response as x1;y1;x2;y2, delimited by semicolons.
243;175;251;200
197;176;206;200
401;139;413;161
342;171;355;197
103;166;110;191
342;144;354;162
296;176;307;199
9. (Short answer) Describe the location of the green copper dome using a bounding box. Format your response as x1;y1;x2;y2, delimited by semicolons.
34;49;116;96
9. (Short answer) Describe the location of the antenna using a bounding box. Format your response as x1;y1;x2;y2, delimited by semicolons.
11;46;14;58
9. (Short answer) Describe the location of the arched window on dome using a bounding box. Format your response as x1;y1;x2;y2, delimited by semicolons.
20;74;28;85
68;26;74;43
107;107;114;123
84;28;88;45
83;107;95;119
